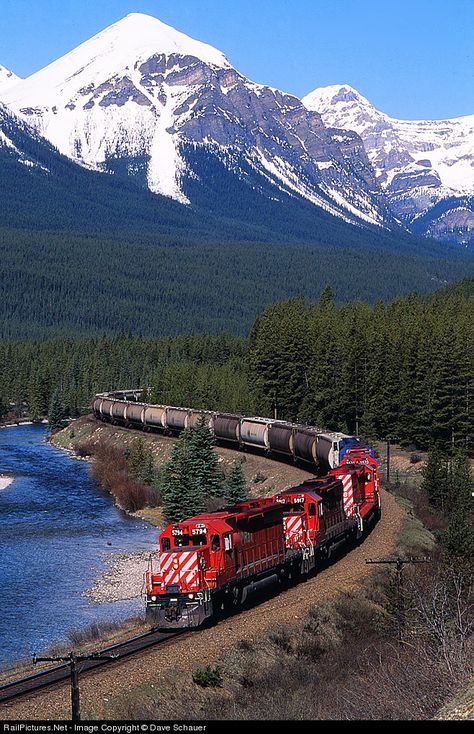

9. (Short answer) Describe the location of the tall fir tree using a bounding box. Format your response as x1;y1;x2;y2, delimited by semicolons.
188;416;224;498
47;391;65;433
420;445;450;512
223;459;248;504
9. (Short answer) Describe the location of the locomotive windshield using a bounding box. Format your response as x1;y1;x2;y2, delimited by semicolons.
170;533;208;548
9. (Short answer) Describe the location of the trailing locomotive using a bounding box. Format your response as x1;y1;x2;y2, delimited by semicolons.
144;447;380;628
93;391;373;473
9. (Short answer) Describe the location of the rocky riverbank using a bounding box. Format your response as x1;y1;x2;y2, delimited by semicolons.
85;549;161;604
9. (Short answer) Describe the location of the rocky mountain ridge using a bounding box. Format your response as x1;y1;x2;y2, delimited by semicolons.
303;85;474;246
1;13;393;230
1;14;472;246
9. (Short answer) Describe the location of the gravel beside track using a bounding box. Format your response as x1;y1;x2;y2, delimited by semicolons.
0;488;406;721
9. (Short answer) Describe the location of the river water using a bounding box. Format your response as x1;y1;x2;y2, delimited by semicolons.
0;424;158;670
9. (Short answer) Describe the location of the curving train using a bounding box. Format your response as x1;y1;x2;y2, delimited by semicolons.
93;391;381;629
93;391;373;474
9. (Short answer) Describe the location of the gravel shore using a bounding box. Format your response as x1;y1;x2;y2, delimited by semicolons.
85;550;161;604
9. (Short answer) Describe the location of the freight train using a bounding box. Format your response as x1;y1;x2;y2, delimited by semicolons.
92;391;374;473
93;391;381;629
144;446;380;628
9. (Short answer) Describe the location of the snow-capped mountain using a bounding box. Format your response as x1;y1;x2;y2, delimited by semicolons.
2;13;392;229
303;85;474;246
0;65;21;94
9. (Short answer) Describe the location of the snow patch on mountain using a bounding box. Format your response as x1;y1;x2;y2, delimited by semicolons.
303;84;474;245
0;65;21;94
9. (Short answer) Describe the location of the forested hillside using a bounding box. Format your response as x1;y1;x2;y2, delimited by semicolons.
1;280;472;453
2;104;474;339
249;285;473;449
1;227;473;339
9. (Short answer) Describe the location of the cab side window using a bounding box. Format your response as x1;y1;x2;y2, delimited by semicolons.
161;537;170;551
211;534;220;551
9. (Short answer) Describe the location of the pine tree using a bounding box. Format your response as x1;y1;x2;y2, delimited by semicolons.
160;434;204;523
223;459;248;504
160;421;223;523
443;453;474;558
188;417;224;498
128;438;156;486
420;445;450;512
48;391;65;433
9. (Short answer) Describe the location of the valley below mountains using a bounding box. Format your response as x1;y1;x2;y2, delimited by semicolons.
0;12;473;339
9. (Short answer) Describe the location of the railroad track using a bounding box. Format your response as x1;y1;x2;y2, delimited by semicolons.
0;628;181;703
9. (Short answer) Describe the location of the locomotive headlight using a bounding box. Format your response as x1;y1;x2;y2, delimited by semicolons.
151;595;157;602
188;593;194;599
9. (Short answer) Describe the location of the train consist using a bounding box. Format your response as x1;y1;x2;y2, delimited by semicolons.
144;446;380;628
93;391;381;629
93;391;373;473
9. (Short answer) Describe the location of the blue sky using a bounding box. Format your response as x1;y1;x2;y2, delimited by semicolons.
1;0;473;120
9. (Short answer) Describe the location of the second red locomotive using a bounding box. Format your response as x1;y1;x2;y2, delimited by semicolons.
145;447;380;628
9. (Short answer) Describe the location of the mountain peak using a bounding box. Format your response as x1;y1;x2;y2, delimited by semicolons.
3;12;231;109
303;84;374;115
96;12;231;67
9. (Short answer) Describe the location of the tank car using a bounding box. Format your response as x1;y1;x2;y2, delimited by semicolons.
92;391;374;474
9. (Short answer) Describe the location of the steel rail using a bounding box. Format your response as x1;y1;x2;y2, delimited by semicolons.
0;628;181;703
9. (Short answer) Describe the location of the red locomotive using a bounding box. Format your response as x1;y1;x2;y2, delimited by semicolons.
145;447;380;628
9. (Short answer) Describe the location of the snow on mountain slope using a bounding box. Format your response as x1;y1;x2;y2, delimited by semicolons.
0;102;52;171
0;65;21;94
2;14;391;227
303;85;474;245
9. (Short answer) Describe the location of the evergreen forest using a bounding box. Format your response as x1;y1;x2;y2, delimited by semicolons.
1;277;472;455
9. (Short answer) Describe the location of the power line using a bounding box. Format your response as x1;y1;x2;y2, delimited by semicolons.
33;650;117;721
366;557;431;642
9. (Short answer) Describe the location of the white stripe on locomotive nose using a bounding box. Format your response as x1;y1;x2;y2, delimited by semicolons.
184;569;198;586
285;516;302;532
160;554;175;572
180;552;198;574
164;552;198;586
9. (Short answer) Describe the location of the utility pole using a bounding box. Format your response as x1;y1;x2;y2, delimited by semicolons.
386;438;391;483
383;436;400;484
33;650;117;721
366;557;431;642
273;392;278;421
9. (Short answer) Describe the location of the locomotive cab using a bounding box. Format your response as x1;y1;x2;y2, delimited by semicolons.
145;515;239;628
276;489;322;550
145;520;215;628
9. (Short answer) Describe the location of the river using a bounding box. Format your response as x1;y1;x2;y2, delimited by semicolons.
0;424;158;671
